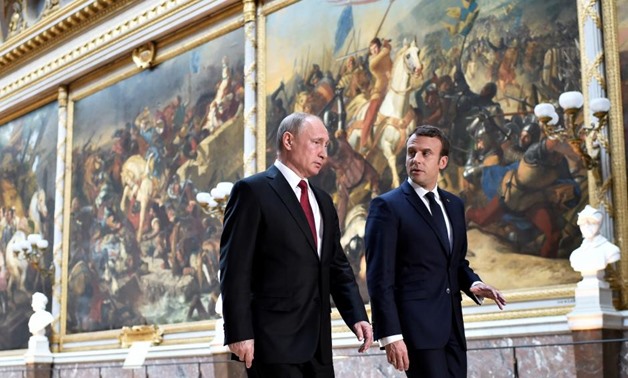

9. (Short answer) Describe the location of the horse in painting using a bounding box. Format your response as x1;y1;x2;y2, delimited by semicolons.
347;39;423;188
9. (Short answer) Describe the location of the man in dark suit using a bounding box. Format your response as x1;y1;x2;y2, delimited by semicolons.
220;112;373;377
365;125;506;377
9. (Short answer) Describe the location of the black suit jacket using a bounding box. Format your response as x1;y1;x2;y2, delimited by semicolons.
365;181;480;350
220;165;368;364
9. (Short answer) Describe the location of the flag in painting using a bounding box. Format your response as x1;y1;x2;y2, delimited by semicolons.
334;5;354;54
443;0;479;37
189;50;201;74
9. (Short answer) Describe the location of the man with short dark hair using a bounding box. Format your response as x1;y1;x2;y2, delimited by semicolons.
365;125;505;377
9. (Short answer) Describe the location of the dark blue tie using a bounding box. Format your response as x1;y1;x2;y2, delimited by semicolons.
425;192;450;252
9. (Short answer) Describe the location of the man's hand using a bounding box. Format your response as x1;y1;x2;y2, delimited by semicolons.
228;339;254;368
353;321;373;352
470;282;507;310
385;340;409;372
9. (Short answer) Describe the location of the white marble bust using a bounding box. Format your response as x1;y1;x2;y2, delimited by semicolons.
28;292;54;337
570;205;620;276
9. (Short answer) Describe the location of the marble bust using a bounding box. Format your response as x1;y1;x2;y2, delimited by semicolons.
569;205;620;276
28;292;54;337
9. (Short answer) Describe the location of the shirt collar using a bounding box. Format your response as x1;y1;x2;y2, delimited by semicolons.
407;178;439;200
275;159;307;190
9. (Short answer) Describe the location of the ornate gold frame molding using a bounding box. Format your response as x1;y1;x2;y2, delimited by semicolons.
599;0;628;309
0;0;235;105
0;0;134;74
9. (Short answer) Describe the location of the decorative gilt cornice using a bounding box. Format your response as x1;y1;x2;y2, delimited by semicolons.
0;0;210;103
0;0;134;74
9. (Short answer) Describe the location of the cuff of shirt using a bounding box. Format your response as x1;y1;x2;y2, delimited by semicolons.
471;280;484;304
379;334;404;347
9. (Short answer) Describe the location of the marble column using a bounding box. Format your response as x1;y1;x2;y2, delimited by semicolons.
243;0;257;177
51;85;68;351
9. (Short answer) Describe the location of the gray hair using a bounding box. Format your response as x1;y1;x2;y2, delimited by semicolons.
276;112;317;152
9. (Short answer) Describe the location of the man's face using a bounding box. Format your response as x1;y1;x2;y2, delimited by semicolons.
370;43;380;56
406;134;448;190
284;117;330;178
518;131;531;150
347;58;355;70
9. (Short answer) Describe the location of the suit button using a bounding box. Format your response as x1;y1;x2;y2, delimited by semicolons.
446;288;451;294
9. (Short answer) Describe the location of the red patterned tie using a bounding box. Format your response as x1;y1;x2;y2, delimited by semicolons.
298;180;317;247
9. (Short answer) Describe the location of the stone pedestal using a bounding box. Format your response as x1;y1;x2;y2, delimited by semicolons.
572;329;621;378
567;274;622;330
567;273;622;378
24;336;53;378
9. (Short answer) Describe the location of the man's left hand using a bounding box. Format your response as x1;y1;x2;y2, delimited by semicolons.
353;321;373;352
470;282;506;310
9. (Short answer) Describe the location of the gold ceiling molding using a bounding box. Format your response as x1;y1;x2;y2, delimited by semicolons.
0;0;204;102
0;0;132;73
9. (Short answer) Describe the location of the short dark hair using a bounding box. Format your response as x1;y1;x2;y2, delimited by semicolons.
276;112;319;152
409;125;450;157
370;37;382;48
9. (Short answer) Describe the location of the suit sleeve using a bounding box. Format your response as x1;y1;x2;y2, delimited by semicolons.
453;197;482;304
328;197;369;328
365;196;402;340
219;180;260;344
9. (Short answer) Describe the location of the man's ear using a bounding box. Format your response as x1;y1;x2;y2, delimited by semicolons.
283;132;293;149
439;155;449;170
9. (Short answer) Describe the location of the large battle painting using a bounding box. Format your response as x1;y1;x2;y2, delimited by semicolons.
265;0;585;297
67;29;244;333
0;102;57;349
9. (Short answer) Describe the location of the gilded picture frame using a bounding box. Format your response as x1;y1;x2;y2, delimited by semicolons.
59;10;245;350
259;0;592;315
600;0;628;307
0;97;59;351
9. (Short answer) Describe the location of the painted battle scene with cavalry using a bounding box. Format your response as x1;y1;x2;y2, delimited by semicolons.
0;102;57;349
67;29;244;333
265;0;585;298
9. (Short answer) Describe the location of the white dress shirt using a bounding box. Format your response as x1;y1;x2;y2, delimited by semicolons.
274;160;322;257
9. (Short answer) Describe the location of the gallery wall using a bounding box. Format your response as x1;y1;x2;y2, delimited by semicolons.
0;0;626;356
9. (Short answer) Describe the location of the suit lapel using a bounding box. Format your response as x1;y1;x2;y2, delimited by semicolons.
401;182;450;256
439;189;459;257
311;186;329;261
266;166;318;254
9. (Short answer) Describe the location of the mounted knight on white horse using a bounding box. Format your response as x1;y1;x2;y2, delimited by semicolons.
347;38;423;188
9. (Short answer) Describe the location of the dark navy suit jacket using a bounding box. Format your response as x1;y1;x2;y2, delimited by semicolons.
365;180;480;350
